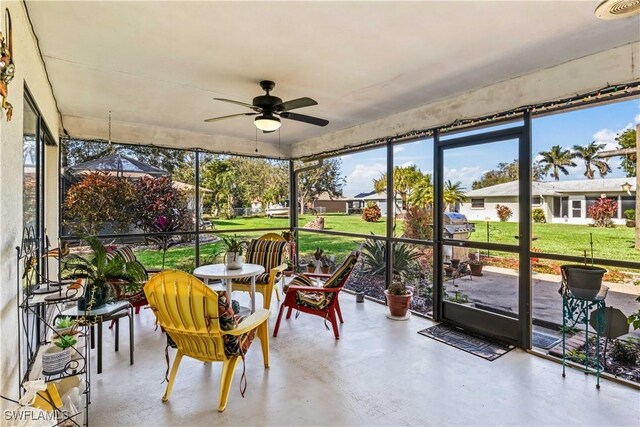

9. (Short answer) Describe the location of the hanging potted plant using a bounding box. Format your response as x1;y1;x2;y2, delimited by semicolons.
221;235;246;269
384;276;412;320
62;237;146;311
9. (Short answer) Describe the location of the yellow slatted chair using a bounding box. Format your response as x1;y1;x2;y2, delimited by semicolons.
144;270;270;412
232;233;289;309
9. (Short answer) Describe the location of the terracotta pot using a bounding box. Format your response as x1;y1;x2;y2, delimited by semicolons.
307;266;315;273
321;266;330;274
444;267;454;277
384;290;412;317
470;264;483;276
626;220;636;228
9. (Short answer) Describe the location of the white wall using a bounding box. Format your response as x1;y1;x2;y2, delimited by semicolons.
0;0;59;403
460;197;519;222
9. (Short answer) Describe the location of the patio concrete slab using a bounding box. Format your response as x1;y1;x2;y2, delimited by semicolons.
88;290;639;426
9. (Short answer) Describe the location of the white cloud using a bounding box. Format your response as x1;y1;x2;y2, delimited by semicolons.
400;161;415;168
393;146;405;154
635;114;640;125
343;163;386;197
592;128;622;151
444;166;482;189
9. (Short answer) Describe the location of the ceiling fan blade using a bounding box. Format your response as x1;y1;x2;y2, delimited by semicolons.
204;113;257;122
276;97;317;112
213;98;261;111
279;111;329;127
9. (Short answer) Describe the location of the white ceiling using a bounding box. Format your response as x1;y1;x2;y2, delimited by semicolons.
26;1;640;153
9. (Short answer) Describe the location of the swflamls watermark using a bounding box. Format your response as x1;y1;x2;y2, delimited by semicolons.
4;409;69;421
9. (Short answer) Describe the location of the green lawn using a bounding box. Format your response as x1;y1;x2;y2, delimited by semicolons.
133;214;640;269
470;221;640;262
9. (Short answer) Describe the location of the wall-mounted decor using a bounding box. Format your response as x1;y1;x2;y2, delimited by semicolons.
0;8;14;121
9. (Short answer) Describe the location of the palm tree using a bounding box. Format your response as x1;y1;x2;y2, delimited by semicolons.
443;180;468;212
572;142;611;179
538;145;577;181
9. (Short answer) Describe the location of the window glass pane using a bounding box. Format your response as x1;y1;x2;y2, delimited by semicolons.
61;140;196;236
471;198;485;208
198;153;289;231
392;139;433;239
23;101;38;230
298;148;386;236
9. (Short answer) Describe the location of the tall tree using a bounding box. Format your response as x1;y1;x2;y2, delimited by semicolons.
472;159;546;190
373;165;424;210
297;158;345;214
443;180;468;212
538;145;576;181
572;142;611;179
408;173;434;208
616;128;637;177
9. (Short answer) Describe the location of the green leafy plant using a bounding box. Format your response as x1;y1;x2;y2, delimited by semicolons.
624;209;635;221
314;247;324;261
54;317;75;329
495;204;513;222
402;206;433;240
609;340;638;365
62;237;146;308
628;294;640;330
361;235;420;278
445;290;469;303
220;235;246;256
361;201;382;222
387;277;408;296
588;196;618;228
559;325;580;336
532;208;546;223
54;335;77;350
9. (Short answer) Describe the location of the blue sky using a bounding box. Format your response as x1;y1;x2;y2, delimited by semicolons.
339;98;640;196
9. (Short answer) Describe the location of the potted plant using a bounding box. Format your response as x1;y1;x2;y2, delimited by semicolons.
384;276;412;319
42;335;77;375
561;264;607;299
307;260;316;273
444;265;454;277
284;260;294;277
53;316;77;337
624;209;635;228
62;237;146;311
221;235;246;269
468;253;484;276
450;258;460;269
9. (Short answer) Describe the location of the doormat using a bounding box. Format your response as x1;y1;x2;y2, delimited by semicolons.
532;331;561;350
418;324;514;361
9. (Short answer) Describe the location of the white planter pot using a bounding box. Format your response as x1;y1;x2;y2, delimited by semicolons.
42;346;71;375
225;252;244;269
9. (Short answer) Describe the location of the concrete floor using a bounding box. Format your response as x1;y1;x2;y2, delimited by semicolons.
90;291;639;426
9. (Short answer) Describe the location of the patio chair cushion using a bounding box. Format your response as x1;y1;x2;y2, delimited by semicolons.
245;239;289;271
283;274;330;309
234;273;272;285
282;273;315;292
322;253;358;288
217;291;255;357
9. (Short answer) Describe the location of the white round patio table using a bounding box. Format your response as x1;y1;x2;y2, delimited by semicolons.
193;263;265;313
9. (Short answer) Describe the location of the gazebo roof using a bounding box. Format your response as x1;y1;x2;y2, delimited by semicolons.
66;153;169;177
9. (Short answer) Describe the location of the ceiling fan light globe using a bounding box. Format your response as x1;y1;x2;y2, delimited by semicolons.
254;115;281;132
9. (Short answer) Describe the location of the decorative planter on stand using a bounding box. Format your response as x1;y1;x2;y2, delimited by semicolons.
470;263;484;276
42;346;71;375
384;290;412;320
561;265;607;299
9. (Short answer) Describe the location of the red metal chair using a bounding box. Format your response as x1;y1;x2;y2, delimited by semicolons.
273;250;360;340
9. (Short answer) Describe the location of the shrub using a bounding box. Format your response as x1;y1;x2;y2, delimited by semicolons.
610;340;638;365
63;172;136;235
495;204;513;222
403;206;433;240
132;176;193;234
532;208;546;223
362;201;381;222
361;236;420;278
588;196;618;228
624;209;635;221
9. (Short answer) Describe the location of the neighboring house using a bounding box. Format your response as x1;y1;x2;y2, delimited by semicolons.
330;191;404;216
459;178;636;225
313;192;348;213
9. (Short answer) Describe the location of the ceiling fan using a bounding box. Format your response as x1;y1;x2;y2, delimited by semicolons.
205;80;329;132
